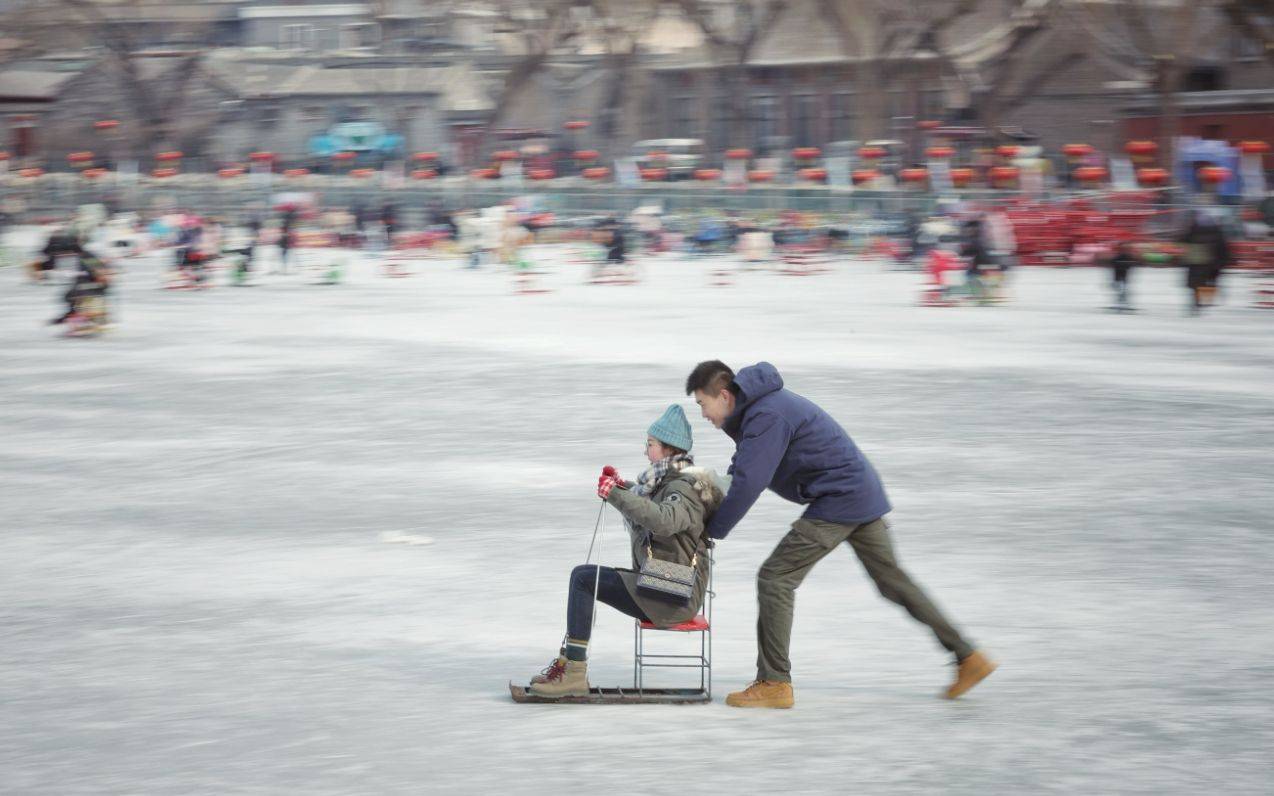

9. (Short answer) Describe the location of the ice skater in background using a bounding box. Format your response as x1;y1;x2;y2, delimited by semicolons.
685;360;996;708
526;405;726;698
1107;240;1138;312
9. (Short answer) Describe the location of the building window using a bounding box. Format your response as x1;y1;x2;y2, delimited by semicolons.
256;104;281;129
313;27;339;51
922;89;944;121
750;95;778;149
1182;67;1225;92
281;25;308;50
342;23;380;49
831;92;855;141
791;94;820;147
1233;31;1263;60
672;96;697;138
710;94;734;150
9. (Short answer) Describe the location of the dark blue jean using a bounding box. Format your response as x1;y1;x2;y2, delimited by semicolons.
567;564;649;641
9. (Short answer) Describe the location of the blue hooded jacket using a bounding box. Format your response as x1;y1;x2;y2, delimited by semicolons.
705;362;891;539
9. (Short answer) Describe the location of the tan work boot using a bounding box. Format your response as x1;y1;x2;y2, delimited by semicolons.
530;655;567;685
528;658;590;698
725;680;794;709
945;650;997;699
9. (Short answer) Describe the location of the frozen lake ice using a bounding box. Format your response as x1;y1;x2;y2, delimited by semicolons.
2;239;1272;794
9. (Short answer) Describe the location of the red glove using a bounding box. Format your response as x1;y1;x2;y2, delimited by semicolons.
597;476;619;500
602;465;619;480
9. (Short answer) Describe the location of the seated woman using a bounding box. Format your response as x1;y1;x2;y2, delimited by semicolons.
529;404;725;697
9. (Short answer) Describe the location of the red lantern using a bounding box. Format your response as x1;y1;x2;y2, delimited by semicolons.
18;167;44;178
349;168;375;178
1124;140;1157;157
412;151;439;162
410;169;438;180
640;167;668;181
899;167;929;183
694;168;722;181
564;120;590;131
492;150;519;162
1198;166;1230;185
218;167;246;178
1238;140;1270;155
332;151;356;162
950;167;974;187
249;151;275;162
471;167;499;179
67;151;95;165
573;149;599;162
792;147;821;160
82;167;106;179
527;168;555;180
748;169;775;183
800;167;829;182
858;146;886;160
582;166;610;180
1061;143;1093;158
93;119;119;131
1074;166;1108;183
850;169;877;185
725;148;752;160
990;166;1020;184
917;119;942;131
1136;167;1168;185
152;167;178;178
284;168;309;178
995;145;1019;159
156;150;183;162
926;146;955;159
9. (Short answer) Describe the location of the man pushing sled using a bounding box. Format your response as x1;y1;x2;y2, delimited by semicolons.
686;360;996;708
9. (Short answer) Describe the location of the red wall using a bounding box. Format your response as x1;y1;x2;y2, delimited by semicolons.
1123;112;1273;167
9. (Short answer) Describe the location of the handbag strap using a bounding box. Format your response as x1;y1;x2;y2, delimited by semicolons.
645;542;697;568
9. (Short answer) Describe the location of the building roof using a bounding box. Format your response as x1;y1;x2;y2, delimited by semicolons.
203;52;493;112
240;4;370;20
0;70;77;101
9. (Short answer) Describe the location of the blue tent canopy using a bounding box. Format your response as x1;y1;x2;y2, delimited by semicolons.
1175;137;1240;197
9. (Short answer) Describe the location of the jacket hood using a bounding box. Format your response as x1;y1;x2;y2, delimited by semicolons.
677;466;730;512
725;362;784;431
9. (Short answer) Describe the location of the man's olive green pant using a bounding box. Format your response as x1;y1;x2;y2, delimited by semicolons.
755;517;974;683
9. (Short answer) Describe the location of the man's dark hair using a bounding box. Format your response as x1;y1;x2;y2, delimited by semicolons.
685;360;735;396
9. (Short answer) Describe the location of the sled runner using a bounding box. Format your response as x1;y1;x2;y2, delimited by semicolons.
509;683;709;705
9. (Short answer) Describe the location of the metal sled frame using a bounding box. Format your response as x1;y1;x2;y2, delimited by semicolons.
633;546;714;699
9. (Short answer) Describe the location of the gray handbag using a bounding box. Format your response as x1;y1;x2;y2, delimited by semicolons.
637;545;698;602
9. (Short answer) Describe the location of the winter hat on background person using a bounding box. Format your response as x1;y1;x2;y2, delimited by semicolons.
648;404;693;452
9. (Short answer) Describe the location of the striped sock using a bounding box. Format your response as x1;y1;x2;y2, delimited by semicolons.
564;637;589;662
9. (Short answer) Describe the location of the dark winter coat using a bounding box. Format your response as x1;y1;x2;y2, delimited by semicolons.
1181;219;1232;288
1110;252;1136;283
705;362;892;540
605;466;724;627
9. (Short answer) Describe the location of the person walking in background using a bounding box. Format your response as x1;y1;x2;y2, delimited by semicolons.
1180;210;1232;315
1107;240;1138;312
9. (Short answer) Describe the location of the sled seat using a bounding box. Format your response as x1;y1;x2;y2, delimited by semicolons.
638;615;709;632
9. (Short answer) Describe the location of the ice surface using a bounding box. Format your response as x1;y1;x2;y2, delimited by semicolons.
2;237;1272;794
